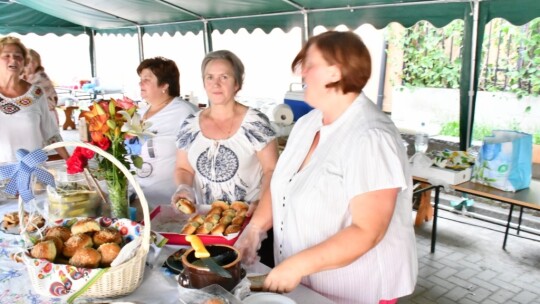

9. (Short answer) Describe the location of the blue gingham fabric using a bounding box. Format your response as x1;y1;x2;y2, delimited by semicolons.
0;149;55;203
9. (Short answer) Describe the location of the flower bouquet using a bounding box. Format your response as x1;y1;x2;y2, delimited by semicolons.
66;97;153;218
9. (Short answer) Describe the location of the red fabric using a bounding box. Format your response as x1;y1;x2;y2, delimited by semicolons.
379;299;398;304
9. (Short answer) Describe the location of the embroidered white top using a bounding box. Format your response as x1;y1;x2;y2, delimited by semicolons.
271;93;418;304
135;97;198;207
176;108;276;205
0;85;62;163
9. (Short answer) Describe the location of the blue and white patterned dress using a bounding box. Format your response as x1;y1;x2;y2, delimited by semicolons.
176;108;276;205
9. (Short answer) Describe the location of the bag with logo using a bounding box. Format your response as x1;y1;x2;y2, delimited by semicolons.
472;130;532;192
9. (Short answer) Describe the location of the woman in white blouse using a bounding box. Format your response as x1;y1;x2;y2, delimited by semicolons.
173;50;278;211
236;31;418;304
0;36;68;163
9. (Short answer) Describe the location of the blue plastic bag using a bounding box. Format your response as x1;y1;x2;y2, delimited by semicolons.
472;130;532;192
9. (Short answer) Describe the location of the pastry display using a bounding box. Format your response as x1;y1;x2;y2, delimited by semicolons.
180;201;247;236
1;211;45;233
29;218;128;269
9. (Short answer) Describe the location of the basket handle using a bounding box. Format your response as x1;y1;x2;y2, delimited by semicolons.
18;141;150;252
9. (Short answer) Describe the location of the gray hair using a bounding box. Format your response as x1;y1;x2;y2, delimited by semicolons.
201;50;244;92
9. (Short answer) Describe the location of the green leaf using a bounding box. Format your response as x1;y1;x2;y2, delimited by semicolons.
131;155;144;169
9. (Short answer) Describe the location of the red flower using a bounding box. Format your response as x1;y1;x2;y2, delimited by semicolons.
74;147;95;159
66;153;87;174
93;137;111;151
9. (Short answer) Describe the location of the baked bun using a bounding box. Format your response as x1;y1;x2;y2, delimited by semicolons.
69;247;101;268
175;198;195;214
71;218;101;235
211;200;230;210
196;222;214;235
189;214;205;224
237;208;248;217
224;224;241;236
46;226;72;242
207;207;223;216
231;216;245;226
23;214;45;232
93;227;122;247
97;243;121;267
218;215;233;225
63;234;94;257
43;236;64;254
181;222;199;235
31;240;57;262
230;201;248;212
203;298;226;304
222;209;236;218
210;223;227;236
204;214;220;224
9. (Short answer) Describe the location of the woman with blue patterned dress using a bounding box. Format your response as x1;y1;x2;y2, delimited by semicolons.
0;36;68;163
173;50;278;213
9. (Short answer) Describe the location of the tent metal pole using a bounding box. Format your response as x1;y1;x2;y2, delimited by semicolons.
88;28;97;78
466;0;480;148
203;20;212;53
137;26;145;62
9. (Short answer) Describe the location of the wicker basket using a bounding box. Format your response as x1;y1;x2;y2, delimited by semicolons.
18;141;151;300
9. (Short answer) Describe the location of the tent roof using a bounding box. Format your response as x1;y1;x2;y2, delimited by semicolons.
2;0;538;36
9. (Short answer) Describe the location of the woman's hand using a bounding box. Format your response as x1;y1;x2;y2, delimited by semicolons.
264;259;303;293
171;184;196;206
233;223;266;265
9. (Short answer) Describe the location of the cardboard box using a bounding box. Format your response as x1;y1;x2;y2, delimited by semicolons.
411;166;472;185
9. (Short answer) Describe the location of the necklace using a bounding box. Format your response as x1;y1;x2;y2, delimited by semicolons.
208;103;237;139
142;97;173;121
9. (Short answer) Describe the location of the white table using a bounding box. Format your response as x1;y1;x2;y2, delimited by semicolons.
0;199;334;303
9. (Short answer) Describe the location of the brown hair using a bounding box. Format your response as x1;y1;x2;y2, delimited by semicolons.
292;31;371;94
28;49;45;73
137;57;180;97
0;36;29;66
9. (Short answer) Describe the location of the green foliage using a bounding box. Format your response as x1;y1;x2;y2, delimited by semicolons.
394;21;463;89
440;121;540;144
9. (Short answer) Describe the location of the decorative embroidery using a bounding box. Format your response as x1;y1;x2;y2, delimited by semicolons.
16;97;33;107
0;103;20;115
197;145;239;183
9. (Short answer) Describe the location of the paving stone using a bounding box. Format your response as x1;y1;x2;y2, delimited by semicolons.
490;278;522;294
488;289;516;303
469;277;500;292
454;268;479;280
434;266;459;279
447;275;476;289
444;286;470;301
513;290;539;304
465;287;491;302
426;275;456;290
422;285;449;300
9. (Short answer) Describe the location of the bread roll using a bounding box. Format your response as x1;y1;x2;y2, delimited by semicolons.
218;215;233;225
63;234;93;257
189;214;205;224
231;216;245;226
181;222;199;235
211;200;230;210
175;198;196;214
237;208;248;217
31;240;57;262
196;222;214;235
230;201;248;212
98;243;121;267
46;226;72;242
204;213;220;224
23;214;45;232
43;236;64;254
210;223;227;236
71;218;101;235
69;247;101;268
224;224;241;236
207;207;223;216
93;227;122;246
222;209;236;218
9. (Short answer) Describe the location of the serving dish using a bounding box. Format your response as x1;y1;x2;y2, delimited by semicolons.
149;205;249;246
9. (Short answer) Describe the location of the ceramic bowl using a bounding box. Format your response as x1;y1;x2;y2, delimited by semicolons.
179;244;244;291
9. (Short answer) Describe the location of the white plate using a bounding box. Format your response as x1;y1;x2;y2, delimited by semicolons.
243;293;296;304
